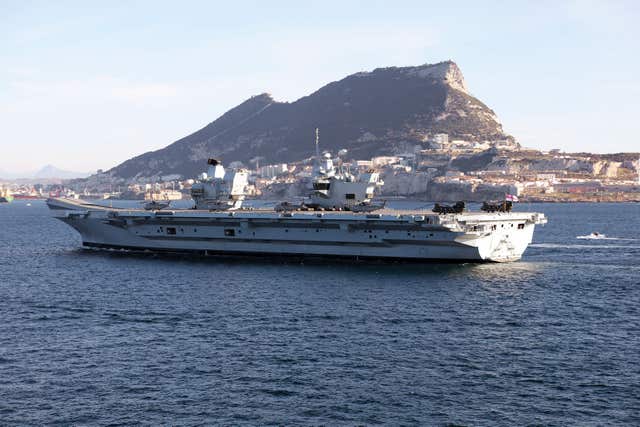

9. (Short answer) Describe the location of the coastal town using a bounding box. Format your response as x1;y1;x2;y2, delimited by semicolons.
2;134;639;203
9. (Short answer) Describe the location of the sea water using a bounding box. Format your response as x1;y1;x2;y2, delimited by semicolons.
1;201;639;425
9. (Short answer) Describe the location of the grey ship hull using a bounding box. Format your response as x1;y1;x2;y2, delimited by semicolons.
47;198;546;263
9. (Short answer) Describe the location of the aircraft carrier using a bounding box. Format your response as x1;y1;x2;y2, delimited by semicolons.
47;137;546;263
47;197;545;262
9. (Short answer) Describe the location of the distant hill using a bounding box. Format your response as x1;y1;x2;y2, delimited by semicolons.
107;60;511;180
0;165;90;180
34;165;90;180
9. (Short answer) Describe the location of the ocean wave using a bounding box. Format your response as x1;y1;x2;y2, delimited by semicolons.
530;243;640;249
576;236;639;241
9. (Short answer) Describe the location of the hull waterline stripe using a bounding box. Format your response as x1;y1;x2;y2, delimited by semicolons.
81;241;489;264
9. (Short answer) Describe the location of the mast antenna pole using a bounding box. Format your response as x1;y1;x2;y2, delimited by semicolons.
314;128;321;170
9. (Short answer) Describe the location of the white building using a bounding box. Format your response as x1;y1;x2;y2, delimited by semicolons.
430;133;449;150
536;173;556;182
371;156;400;167
450;139;471;149
258;163;288;179
433;133;448;144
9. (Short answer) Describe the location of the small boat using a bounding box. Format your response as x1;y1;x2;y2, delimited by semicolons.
577;232;606;239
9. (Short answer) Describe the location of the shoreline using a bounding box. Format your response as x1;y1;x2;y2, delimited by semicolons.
5;196;639;205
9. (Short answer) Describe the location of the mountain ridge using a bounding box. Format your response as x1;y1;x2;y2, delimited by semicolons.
107;60;511;180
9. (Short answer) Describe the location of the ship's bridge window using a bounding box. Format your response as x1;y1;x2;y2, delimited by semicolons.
345;193;355;200
313;182;331;191
518;223;525;229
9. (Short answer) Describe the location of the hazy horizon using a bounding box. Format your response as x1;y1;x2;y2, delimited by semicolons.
2;0;639;173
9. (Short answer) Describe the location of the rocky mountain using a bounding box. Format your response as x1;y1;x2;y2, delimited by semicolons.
108;60;511;180
34;165;90;180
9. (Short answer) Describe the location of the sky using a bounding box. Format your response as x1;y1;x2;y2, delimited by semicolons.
1;0;639;174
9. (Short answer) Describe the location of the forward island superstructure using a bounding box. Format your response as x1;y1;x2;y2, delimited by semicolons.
47;144;547;262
